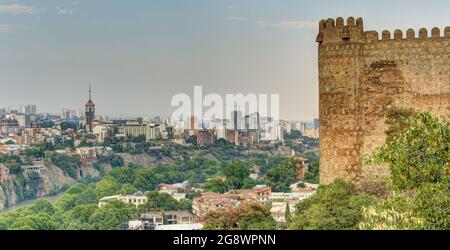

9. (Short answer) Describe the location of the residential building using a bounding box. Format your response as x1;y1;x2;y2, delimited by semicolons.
155;223;203;230
140;212;164;226
248;129;260;144
93;125;112;143
25;105;37;115
124;211;196;230
62;108;78;119
0;144;26;155
269;188;316;223
303;128;319;139
98;192;148;208
192;186;272;219
313;118;320;130
225;130;239;145
228;186;271;204
270;202;296;223
296;122;309;134
76;147;98;163
192;192;241;219
280;120;292;135
196;129;215;146
238;131;254;146
119;123;160;141
260;122;283;142
15;114;32;128
290;182;319;193
159;182;187;201
124;219;154;230
189;116;197;130
22;128;46;145
124;213;163;230
164;211;195;225
0;119;19;135
213;121;227;140
269;192;315;203
231;110;242;130
17;105;36;115
22;163;46;174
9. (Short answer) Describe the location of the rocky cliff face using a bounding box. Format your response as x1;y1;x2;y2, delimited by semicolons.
0;176;18;210
0;161;101;211
37;162;77;197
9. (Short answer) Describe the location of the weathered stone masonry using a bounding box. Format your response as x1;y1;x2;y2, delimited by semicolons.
317;17;450;192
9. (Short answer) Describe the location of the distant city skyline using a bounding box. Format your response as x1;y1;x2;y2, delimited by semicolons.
1;0;450;120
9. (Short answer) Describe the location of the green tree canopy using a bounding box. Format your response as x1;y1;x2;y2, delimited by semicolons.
107;168;136;185
94;176;120;198
265;166;295;192
365;112;449;190
203;203;276;230
88;200;136;230
302;152;320;184
359;112;449;230
264;158;298;192
138;191;191;213
203;178;228;194
119;184;138;195
224;162;250;190
9;213;57;230
289;179;377;230
133;168;160;191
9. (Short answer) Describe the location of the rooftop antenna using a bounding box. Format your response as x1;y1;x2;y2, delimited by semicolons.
89;82;92;101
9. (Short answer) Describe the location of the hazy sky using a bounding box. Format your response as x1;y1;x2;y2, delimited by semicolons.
1;0;450;120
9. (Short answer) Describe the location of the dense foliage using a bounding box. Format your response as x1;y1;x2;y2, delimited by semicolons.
98;154;125;168
224;162;251;190
48;153;81;179
138;192;192;213
302;152;320;184
0;158;225;230
359;183;449;230
289;179;377;230
0;135;322;230
365;112;449;190
0;181;138;230
288;112;449;230
361;112;449;230
203;203;277;230
264;158;297;192
203;178;228;194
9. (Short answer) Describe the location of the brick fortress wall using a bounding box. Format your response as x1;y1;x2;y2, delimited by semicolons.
317;17;450;193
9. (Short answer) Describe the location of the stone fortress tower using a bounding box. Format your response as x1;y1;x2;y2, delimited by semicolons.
317;17;450;192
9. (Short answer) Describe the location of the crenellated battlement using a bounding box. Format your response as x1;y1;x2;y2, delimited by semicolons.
317;17;450;44
318;16;364;31
364;26;450;42
316;17;364;44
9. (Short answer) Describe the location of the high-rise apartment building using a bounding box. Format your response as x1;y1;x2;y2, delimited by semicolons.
231;110;242;130
313;119;320;130
189;116;197;130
